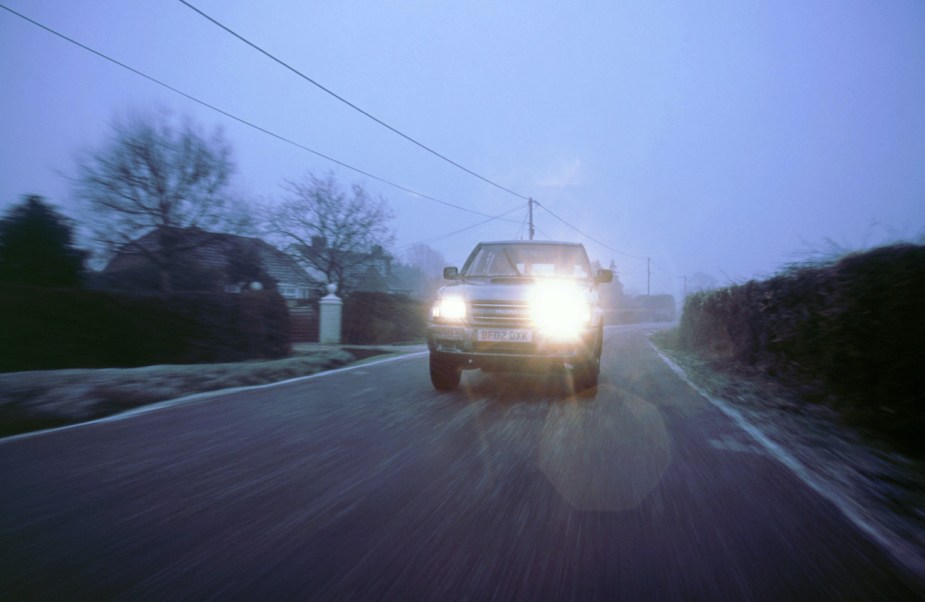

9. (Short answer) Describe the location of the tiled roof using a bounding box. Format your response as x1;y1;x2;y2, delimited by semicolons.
105;227;318;289
288;242;405;293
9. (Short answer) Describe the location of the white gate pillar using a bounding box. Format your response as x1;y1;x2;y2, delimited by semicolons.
318;283;343;344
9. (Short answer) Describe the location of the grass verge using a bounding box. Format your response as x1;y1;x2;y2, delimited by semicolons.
651;328;925;580
0;346;406;439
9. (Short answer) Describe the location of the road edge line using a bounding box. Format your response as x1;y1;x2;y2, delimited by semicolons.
0;350;428;445
649;341;925;583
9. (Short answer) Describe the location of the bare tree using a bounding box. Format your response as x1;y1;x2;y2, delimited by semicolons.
404;244;447;280
72;108;249;291
266;172;394;294
392;243;447;298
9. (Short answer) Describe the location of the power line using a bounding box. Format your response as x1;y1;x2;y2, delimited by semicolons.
3;3;671;267
533;202;646;260
533;224;555;240
650;259;675;277
0;3;519;224
515;207;529;240
398;204;527;251
177;0;531;203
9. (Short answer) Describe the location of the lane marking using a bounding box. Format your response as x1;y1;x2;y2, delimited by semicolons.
0;349;428;444
650;341;925;581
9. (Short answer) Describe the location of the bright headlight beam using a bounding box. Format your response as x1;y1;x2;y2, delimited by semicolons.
433;296;467;321
529;282;590;339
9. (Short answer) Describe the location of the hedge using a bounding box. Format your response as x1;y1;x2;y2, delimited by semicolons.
342;292;427;344
678;243;925;446
0;285;291;372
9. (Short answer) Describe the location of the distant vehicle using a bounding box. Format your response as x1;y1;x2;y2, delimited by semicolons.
652;311;673;323
426;241;612;391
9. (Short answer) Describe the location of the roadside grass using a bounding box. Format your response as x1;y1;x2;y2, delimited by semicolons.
651;328;851;433
651;328;903;453
651;328;925;577
0;345;409;439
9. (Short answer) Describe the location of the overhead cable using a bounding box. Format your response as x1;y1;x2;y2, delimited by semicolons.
533;224;555;240
534;202;646;260
515;209;529;240
398;204;527;251
177;0;531;202
651;259;675;277
0;4;519;224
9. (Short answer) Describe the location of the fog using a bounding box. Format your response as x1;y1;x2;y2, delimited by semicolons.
2;0;923;296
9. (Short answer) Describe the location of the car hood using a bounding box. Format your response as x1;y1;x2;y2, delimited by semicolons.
438;278;594;303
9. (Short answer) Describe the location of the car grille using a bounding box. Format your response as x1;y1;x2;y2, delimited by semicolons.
470;301;531;327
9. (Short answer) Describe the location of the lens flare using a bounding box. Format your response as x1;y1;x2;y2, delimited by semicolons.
529;282;590;339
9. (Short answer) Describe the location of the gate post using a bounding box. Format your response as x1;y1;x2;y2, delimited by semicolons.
318;283;343;344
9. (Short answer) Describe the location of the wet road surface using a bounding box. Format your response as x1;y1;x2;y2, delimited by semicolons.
1;325;921;600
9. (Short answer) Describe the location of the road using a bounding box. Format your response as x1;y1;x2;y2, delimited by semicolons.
1;325;921;600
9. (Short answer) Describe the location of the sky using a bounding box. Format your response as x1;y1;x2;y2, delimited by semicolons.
2;0;924;296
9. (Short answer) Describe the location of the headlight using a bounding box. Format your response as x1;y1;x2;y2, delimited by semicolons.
529;283;591;339
432;296;467;322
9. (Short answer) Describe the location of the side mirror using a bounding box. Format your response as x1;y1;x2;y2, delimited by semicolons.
596;269;613;284
443;266;459;280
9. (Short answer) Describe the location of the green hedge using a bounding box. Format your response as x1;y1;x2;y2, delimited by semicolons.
342;292;427;344
0;286;291;371
678;243;925;445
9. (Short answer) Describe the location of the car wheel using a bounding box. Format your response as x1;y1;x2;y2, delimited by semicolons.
572;355;600;391
430;354;461;391
572;327;602;391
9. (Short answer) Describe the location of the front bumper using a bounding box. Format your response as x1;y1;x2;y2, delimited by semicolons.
427;323;597;370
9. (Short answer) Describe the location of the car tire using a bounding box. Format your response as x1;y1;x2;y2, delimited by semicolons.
573;355;600;391
430;354;461;391
572;326;602;391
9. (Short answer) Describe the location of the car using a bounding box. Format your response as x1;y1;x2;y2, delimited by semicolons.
426;240;612;391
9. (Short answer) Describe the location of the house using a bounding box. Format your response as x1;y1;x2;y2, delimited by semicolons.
97;227;319;302
288;237;411;295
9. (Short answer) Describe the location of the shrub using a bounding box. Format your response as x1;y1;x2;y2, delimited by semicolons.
342;292;427;344
677;243;925;448
0;285;291;371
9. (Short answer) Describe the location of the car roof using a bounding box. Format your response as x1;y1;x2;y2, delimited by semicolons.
475;240;584;247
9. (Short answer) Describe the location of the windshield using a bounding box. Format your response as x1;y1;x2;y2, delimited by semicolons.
461;243;592;279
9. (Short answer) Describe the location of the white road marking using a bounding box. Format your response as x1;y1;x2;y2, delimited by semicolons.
651;341;925;580
0;349;428;444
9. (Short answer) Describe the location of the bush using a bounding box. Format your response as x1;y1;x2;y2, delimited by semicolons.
342;292;427;344
0;285;291;371
677;243;925;448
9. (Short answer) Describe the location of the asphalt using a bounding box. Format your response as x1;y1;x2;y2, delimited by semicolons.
0;325;921;600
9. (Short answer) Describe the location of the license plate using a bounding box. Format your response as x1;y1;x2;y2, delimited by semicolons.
477;329;532;343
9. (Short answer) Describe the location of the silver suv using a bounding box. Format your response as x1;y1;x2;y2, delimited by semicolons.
427;241;612;391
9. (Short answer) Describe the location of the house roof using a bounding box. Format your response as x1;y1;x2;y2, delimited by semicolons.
105;227;318;288
289;242;392;265
288;241;401;293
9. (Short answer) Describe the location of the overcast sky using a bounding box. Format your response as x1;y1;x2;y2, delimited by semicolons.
2;0;923;295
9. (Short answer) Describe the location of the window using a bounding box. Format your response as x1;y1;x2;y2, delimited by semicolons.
278;285;310;299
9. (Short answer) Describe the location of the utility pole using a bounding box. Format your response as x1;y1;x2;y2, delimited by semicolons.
528;198;535;240
647;256;651;297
